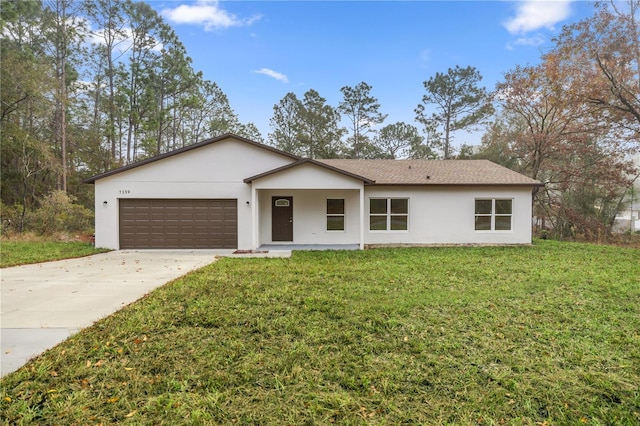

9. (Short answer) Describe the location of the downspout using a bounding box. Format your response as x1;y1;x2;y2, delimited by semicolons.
360;185;365;250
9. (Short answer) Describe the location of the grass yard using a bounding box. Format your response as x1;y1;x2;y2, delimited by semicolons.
0;240;110;268
1;241;639;425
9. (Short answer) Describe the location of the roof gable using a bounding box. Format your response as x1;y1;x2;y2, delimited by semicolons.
83;134;301;184
244;159;374;184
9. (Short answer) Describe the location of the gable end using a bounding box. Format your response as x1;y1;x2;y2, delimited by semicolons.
83;134;301;184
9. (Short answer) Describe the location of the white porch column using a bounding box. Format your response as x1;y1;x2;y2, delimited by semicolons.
251;186;258;249
359;185;365;250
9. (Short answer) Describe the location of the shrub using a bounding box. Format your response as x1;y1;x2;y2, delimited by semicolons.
27;190;93;235
0;202;25;234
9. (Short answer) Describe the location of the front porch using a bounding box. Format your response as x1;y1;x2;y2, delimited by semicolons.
250;188;366;250
245;159;372;251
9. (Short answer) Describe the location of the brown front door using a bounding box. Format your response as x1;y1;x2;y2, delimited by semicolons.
272;196;293;241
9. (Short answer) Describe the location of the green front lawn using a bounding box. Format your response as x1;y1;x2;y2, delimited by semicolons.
0;240;110;268
2;241;639;424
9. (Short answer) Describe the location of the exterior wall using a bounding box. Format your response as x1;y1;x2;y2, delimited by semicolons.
363;185;533;245
93;138;295;249
257;189;361;245
254;179;533;246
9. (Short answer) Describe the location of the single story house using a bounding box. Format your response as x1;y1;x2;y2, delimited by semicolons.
613;202;640;233
84;134;542;250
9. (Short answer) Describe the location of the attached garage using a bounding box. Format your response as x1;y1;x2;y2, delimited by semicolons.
119;199;237;249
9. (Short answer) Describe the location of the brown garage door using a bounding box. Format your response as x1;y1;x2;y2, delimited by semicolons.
119;199;237;249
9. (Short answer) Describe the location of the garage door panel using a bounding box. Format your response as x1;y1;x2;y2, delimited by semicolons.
164;225;180;233
119;199;237;249
194;226;211;234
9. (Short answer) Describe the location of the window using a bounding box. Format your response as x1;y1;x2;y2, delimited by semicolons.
369;198;408;231
327;199;345;231
475;199;512;231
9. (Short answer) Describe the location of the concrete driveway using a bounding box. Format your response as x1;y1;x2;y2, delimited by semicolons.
1;250;227;377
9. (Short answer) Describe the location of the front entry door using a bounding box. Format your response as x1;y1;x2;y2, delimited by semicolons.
272;196;293;241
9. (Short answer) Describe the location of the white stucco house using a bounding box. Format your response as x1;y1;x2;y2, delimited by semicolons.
84;134;542;250
614;202;640;233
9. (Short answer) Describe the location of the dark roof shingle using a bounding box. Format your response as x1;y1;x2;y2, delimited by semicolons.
318;159;541;186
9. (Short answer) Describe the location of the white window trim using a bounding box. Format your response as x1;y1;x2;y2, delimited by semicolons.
369;198;409;232
474;198;513;232
326;198;346;232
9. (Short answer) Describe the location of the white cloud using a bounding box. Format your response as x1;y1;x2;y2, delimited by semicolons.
161;0;261;31
506;33;546;50
255;68;289;83
504;0;573;34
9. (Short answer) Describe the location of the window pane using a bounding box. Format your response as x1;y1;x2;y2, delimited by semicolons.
327;216;345;231
475;200;492;214
370;199;387;214
495;200;512;215
391;198;408;214
327;199;344;214
390;216;408;230
495;216;512;230
475;216;492;230
369;215;387;230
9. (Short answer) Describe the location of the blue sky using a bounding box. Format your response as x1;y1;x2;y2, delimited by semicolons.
150;0;596;147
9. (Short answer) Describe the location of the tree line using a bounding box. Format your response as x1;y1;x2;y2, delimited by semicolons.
267;67;491;161
1;0;262;232
1;0;638;240
479;1;640;238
